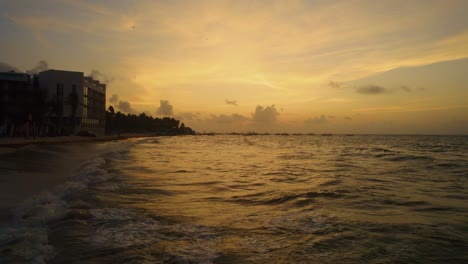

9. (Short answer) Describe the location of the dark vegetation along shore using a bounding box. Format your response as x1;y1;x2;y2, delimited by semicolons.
104;106;195;136
0;105;195;147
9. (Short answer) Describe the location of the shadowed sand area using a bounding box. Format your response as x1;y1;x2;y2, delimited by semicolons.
0;135;153;224
0;133;152;148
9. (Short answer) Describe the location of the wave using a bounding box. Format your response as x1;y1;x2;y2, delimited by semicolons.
0;139;139;263
225;190;350;208
384;154;433;162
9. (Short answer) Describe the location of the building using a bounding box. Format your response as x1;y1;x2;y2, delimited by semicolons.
38;69;106;135
0;71;34;136
83;77;106;134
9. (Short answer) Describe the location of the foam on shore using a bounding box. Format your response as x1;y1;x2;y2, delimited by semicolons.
0;138;149;263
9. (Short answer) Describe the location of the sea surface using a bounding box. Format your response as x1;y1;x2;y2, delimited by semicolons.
1;135;467;263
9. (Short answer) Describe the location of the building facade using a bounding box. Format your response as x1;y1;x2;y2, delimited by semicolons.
83;77;106;134
38;69;106;135
0;72;34;136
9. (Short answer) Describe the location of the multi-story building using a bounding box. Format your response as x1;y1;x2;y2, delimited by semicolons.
0;72;34;136
83;77;106;133
38;69;106;135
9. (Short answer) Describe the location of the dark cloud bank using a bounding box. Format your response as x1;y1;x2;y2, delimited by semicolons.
356;85;413;94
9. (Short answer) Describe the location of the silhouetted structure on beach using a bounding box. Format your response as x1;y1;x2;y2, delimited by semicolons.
0;69;106;137
0;71;47;137
39;70;106;135
1;69;194;138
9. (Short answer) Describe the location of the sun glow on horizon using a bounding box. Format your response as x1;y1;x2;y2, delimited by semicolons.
1;0;467;134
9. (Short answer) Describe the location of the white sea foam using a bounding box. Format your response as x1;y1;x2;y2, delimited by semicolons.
0;138;144;263
0;226;54;264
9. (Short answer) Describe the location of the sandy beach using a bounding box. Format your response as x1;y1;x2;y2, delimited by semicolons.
0;133;154;148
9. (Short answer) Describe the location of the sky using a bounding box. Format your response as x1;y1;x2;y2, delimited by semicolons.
0;0;467;134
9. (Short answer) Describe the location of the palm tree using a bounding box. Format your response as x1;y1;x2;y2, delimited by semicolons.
106;106;115;134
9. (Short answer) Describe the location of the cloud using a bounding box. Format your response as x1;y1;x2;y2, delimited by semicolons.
356;84;415;94
399;85;412;92
109;94;119;104
195;113;250;132
89;69;113;83
356;85;391;94
208;113;249;124
0;62;20;72
156;100;173;116
324;98;353;103
304;115;329;125
225;99;238;106
354;105;468;113
252;105;279;124
176;111;200;121
328;81;342;89
344;116;353;121
28;60;48;74
117;100;135;113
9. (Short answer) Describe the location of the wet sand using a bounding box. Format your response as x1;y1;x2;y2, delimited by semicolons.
0;133;152;148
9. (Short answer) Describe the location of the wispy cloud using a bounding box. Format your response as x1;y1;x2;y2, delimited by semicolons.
354;105;468;113
356;85;391;95
356;85;413;95
225;99;238;106
328;81;343;89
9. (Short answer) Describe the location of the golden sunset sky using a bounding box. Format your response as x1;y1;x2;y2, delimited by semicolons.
1;0;467;134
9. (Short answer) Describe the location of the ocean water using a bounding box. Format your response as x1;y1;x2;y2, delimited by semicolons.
1;135;467;263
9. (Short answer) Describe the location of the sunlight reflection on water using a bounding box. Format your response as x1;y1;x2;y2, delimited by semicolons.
1;135;467;263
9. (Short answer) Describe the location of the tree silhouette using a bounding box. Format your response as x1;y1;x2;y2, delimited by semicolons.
104;106;195;135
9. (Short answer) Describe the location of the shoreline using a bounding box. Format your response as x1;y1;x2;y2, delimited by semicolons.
0;136;154;225
0;133;156;149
